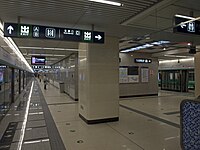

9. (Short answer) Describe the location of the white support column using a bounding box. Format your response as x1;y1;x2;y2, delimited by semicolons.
78;36;119;124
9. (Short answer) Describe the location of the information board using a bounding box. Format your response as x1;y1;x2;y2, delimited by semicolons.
141;67;149;83
31;56;46;65
119;66;139;83
4;23;104;44
135;58;152;63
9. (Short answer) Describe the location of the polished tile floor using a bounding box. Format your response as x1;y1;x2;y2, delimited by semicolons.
0;79;195;150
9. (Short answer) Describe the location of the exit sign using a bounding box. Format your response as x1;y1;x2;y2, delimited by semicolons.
4;23;105;44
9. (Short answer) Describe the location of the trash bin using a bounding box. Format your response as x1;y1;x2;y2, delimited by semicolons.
59;82;64;93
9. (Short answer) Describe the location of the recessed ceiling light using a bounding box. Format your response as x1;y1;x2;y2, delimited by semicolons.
163;48;166;50
88;0;123;6
187;43;191;46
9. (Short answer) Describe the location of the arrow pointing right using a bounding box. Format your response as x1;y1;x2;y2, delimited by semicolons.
7;25;14;34
95;35;102;40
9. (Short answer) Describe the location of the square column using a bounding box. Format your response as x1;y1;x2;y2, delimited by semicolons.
78;36;119;124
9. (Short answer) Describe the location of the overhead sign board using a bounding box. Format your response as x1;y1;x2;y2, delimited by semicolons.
135;58;152;63
31;56;46;65
173;16;200;35
4;23;105;44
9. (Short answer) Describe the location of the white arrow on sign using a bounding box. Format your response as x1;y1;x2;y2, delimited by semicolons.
180;24;187;28
95;35;102;40
7;25;14;34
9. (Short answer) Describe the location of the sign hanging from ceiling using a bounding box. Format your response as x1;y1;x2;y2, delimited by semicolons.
173;16;200;35
135;58;152;63
4;23;105;44
31;56;46;65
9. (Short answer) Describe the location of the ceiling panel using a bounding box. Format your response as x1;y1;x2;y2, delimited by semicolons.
1;0;199;63
0;0;162;26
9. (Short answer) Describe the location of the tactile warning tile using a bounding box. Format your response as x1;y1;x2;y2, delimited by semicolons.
24;127;48;141
26;120;46;128
0;122;18;150
28;114;45;121
10;140;51;150
22;141;51;150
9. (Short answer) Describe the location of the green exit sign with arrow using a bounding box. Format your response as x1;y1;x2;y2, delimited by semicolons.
4;23;105;44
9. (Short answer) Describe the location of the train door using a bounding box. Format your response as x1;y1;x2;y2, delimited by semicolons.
160;69;194;92
174;71;181;91
188;70;195;90
161;70;181;91
181;70;188;92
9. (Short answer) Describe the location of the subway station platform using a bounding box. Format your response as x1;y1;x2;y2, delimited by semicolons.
0;79;195;150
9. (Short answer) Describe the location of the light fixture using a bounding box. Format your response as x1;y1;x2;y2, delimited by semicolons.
175;14;195;20
121;40;170;53
164;55;189;58
88;0;123;6
159;58;194;64
0;21;33;72
19;46;86;51
25;53;66;57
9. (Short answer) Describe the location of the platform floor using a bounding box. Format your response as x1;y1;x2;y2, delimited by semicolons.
0;79;195;150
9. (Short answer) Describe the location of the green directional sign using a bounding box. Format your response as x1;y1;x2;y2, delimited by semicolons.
4;22;105;44
83;31;92;42
18;24;32;37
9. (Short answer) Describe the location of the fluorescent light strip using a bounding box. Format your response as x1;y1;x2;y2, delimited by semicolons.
121;40;170;53
25;53;66;57
175;14;195;20
180;58;194;62
0;21;33;72
164;55;189;58
19;46;86;51
159;58;194;64
88;0;123;6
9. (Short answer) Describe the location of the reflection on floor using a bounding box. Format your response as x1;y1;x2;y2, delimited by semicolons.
0;79;195;150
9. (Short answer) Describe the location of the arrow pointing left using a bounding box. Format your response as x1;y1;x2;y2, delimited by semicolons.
180;24;186;28
7;25;14;34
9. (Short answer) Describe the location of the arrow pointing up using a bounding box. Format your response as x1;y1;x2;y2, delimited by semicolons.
95;35;102;40
7;25;14;34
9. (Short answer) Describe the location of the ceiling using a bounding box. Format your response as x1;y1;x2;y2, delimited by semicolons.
13;38;79;65
120;0;200;57
0;0;161;26
0;0;200;65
